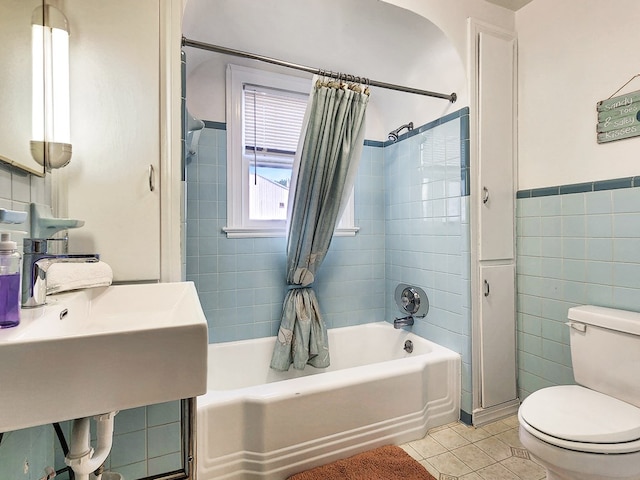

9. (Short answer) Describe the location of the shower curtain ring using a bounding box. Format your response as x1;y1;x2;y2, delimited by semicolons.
363;77;371;95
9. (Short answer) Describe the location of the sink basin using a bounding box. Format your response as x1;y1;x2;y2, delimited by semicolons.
0;282;208;432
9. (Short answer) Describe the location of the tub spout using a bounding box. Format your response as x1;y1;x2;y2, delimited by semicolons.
394;315;414;329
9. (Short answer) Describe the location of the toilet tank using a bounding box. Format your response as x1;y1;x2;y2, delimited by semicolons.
567;305;640;408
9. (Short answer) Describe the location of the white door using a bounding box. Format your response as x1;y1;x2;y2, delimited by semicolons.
480;264;517;408
66;0;160;281
478;31;515;262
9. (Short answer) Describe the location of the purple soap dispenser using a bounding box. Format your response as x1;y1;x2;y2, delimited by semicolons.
0;233;21;328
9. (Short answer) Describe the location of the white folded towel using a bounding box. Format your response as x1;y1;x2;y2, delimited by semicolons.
46;260;113;295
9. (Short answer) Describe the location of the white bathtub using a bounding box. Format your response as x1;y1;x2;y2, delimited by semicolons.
197;322;460;480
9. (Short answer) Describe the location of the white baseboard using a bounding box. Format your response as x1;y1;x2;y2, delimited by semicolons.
472;399;520;426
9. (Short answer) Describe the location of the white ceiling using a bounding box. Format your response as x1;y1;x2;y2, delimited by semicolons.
484;0;534;11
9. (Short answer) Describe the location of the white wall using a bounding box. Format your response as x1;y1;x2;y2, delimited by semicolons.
182;0;514;140
383;0;515;72
517;0;640;190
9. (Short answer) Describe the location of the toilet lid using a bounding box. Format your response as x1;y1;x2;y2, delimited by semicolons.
520;385;640;444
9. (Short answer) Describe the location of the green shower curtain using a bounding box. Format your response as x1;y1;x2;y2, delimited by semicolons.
270;78;369;371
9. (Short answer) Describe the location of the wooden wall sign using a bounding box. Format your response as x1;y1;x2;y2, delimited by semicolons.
597;89;640;144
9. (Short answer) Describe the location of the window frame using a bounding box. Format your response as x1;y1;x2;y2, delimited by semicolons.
223;64;358;238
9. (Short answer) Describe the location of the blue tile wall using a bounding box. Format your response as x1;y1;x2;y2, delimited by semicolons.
186;128;386;342
383;110;472;414
0;425;54;479
516;184;640;399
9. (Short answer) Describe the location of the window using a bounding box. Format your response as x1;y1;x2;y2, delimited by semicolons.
224;64;357;238
244;84;307;221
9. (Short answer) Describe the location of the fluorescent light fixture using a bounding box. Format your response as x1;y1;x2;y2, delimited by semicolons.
31;4;72;169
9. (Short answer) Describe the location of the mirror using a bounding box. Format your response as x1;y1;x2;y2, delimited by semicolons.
0;0;46;176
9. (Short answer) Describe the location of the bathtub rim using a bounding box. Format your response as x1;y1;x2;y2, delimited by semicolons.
199;321;460;406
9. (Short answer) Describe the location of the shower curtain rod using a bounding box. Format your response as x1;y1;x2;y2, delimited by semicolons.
182;37;457;103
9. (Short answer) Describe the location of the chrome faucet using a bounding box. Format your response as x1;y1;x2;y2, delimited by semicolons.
394;315;415;329
21;238;99;308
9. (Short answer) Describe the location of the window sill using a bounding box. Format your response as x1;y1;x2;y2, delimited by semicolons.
222;226;360;239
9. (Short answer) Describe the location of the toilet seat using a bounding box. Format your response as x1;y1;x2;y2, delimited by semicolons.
519;385;640;454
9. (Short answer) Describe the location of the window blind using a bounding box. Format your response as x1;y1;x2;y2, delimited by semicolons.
243;84;308;155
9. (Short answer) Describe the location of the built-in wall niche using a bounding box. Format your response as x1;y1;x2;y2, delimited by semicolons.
0;0;46;176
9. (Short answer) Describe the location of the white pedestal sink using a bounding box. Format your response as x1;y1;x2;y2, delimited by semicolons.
0;281;208;433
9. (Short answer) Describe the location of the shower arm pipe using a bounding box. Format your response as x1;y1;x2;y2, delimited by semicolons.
182;37;457;103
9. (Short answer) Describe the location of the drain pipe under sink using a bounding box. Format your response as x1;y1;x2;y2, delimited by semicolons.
65;412;118;480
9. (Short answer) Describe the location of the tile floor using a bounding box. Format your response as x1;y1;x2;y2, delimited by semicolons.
401;415;546;480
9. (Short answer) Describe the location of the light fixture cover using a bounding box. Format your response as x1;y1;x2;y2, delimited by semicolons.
31;4;72;169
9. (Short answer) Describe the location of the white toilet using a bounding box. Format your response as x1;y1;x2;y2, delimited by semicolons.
518;305;640;480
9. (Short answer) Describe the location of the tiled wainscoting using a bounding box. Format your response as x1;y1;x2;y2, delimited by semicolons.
516;179;640;399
